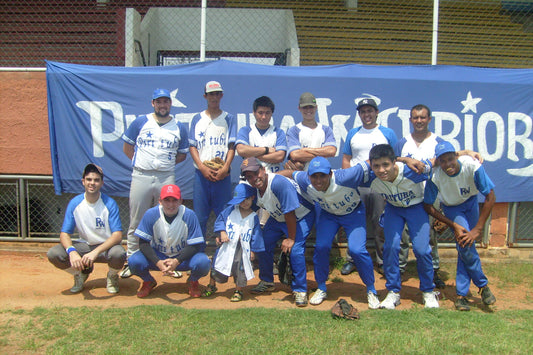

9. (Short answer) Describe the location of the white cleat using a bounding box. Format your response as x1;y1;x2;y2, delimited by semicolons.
367;292;381;309
380;291;400;309
309;289;327;305
423;291;440;308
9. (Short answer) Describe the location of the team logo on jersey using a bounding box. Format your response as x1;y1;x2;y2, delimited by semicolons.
95;217;105;229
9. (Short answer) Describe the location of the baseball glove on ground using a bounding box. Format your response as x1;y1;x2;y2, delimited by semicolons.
202;157;225;170
277;251;293;286
432;218;448;234
331;299;360;320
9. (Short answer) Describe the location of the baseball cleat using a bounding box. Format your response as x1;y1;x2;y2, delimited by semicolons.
380;291;400;309
309;289;327;305
70;273;89;293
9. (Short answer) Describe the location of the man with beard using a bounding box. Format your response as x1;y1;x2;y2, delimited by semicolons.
120;88;189;278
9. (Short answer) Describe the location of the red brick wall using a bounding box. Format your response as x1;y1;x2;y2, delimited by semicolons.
0;71;51;175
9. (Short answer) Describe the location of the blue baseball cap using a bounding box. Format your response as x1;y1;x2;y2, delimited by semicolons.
152;88;171;100
435;141;456;158
308;156;331;175
228;183;256;205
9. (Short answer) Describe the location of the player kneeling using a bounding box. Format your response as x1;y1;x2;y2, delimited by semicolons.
424;141;496;311
128;184;210;298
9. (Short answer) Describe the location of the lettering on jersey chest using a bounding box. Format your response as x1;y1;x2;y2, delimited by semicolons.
380;190;417;206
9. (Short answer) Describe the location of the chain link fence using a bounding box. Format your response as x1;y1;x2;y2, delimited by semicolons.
2;0;533;67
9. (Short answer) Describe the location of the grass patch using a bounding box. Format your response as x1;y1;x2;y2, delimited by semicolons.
1;307;532;354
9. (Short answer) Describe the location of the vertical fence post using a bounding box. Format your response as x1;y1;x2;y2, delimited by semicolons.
18;178;28;239
200;0;206;62
431;0;439;65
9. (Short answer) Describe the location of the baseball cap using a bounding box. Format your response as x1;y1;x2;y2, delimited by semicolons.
435;141;456;158
308;156;332;176
205;81;223;93
83;163;103;179
357;98;378;111
299;92;317;108
228;183;256;205
240;157;262;174
160;184;181;200
152;88;171;100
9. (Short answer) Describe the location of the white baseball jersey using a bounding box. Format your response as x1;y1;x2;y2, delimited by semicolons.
61;192;122;245
425;156;495;206
213;205;264;280
256;173;312;222
286;122;336;170
395;133;444;160
293;162;370;216
122;113;189;171
189;111;236;168
370;161;431;207
134;204;204;258
343;126;398;166
236;125;287;173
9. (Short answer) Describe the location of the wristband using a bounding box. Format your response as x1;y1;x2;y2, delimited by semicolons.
264;147;269;155
66;246;77;255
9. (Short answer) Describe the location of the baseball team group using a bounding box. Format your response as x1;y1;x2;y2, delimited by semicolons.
47;80;497;312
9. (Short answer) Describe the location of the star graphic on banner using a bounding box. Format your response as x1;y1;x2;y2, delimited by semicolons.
461;91;482;114
170;89;186;108
146;131;153;138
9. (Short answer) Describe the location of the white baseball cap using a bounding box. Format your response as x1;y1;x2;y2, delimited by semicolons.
205;81;223;93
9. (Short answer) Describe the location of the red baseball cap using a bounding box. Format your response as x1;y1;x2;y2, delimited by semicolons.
160;184;181;200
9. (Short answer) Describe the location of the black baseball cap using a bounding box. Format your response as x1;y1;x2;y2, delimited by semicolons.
83;163;104;179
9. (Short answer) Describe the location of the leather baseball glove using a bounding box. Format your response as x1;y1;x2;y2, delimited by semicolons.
202;157;225;171
277;251;293;286
331;299;360;320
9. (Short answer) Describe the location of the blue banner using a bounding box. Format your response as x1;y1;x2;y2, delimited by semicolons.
46;60;533;202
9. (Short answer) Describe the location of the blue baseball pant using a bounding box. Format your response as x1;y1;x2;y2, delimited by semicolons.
193;169;232;237
383;203;434;293
258;210;315;293
442;196;488;296
314;204;376;294
128;249;210;282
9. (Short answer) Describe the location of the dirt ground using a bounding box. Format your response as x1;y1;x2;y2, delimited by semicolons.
1;250;531;312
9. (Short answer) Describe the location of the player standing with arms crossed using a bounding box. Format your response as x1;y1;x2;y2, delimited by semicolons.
285;92;336;171
424;141;496;311
121;88;189;278
189;81;237;237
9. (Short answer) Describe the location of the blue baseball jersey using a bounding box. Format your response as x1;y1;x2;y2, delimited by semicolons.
134;205;205;258
286;122;336;156
255;173;313;222
343;126;398;165
122;113;189;171
293;162;371;215
236;125;287;173
395;132;444;160
189;111;236;167
370;161;432;207
424;156;495;206
61;192;122;245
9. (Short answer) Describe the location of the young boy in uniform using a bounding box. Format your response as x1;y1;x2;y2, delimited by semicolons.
424;141;496;311
368;144;439;309
202;183;264;301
